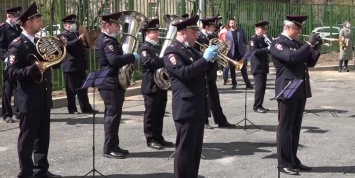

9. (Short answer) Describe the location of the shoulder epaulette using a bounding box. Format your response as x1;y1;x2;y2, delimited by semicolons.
12;37;20;43
170;41;177;47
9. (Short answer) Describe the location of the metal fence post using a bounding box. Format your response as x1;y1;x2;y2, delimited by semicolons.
59;0;66;89
222;0;226;24
308;4;312;34
128;0;134;10
199;0;205;19
253;0;257;24
180;0;186;15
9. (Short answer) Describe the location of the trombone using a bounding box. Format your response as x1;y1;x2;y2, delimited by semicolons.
195;38;244;71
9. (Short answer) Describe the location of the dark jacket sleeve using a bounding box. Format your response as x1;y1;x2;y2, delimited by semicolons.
7;43;41;82
270;41;312;64
249;37;268;55
163;51;209;81
66;37;82;49
104;40;135;68
307;49;321;67
139;49;164;70
0;26;8;61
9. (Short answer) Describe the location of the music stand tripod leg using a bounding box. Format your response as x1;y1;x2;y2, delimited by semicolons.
344;167;355;174
168;151;175;160
80;70;109;178
236;86;260;130
303;109;319;116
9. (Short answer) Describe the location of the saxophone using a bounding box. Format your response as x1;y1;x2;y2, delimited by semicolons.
153;15;184;90
118;10;148;89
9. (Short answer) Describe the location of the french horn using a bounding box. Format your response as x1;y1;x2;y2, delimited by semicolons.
29;36;66;82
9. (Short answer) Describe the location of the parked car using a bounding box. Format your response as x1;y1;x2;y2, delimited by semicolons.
35;24;61;38
311;26;341;38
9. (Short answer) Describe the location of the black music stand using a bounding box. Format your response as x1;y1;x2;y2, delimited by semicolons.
270;78;304;101
236;50;260;130
80;69;109;178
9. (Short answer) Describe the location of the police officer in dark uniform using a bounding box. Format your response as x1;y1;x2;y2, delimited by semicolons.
270;15;322;175
7;3;61;177
197;16;236;129
59;14;97;114
163;15;218;178
249;21;270;113
0;6;22;123
96;12;139;159
139;19;173;150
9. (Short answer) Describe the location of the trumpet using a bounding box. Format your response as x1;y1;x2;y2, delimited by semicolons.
195;38;244;71
263;34;273;46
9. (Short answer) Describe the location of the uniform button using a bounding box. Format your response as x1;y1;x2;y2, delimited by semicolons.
46;88;48;90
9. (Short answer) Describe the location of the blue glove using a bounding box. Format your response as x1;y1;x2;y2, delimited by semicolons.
203;45;218;62
133;52;140;62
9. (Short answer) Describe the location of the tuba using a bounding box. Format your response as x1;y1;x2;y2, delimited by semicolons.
29;36;66;82
118;10;148;89
154;15;185;90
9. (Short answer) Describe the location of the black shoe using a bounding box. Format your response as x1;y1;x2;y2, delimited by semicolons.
253;108;266;113
118;146;129;155
34;171;61;178
231;85;236;89
279;167;299;175
260;107;269;111
103;151;125;159
69;111;80;114
159;140;173;147
218;122;237;128
223;79;227;85
148;141;163;150
204;124;214;129
82;109;99;114
246;84;254;89
4;117;14;123
297;164;312;171
12;115;20;122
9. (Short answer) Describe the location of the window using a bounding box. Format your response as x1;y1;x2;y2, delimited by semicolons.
148;3;158;19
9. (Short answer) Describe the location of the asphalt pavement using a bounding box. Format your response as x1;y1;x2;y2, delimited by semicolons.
1;69;355;178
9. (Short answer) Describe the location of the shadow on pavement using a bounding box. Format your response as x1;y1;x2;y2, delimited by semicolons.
312;166;355;174
62;173;205;177
127;142;277;160
226;124;329;134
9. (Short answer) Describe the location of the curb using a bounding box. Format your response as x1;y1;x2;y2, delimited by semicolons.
0;64;349;113
52;86;141;109
0;86;142;114
216;64;352;80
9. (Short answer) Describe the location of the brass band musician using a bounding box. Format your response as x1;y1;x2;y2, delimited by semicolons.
196;16;236;129
139;19;173;150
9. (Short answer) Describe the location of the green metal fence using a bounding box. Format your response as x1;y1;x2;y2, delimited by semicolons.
0;0;354;91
